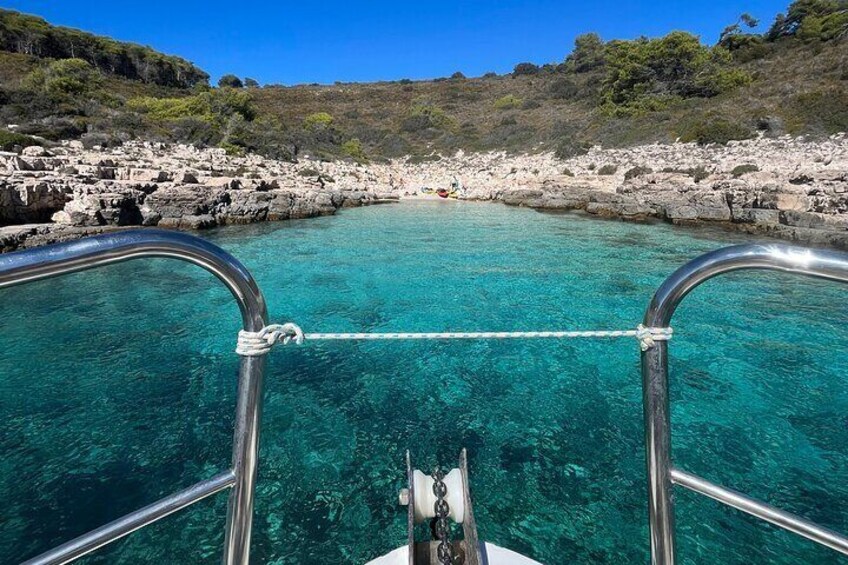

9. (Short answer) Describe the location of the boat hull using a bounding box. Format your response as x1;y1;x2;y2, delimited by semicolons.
366;542;544;564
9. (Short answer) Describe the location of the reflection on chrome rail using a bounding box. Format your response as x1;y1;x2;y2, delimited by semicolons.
0;230;269;565
641;243;848;565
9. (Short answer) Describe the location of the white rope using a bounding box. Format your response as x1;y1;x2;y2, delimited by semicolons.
236;323;305;356
235;323;672;356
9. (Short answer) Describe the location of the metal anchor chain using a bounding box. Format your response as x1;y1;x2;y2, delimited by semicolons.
431;468;459;565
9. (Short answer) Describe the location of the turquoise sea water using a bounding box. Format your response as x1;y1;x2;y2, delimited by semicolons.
2;201;848;564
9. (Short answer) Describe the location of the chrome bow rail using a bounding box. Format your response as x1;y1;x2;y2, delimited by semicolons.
642;244;848;564
4;231;848;564
0;230;270;565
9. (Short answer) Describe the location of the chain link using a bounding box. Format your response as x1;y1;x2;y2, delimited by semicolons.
431;468;460;565
431;469;453;564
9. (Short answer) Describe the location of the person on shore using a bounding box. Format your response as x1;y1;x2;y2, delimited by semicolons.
451;175;464;196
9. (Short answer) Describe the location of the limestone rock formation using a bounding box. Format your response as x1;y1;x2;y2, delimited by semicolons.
0;134;845;252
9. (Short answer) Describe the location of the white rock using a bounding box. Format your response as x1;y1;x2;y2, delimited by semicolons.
22;146;49;157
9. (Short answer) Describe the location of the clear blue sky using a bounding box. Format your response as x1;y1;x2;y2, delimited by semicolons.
6;0;788;85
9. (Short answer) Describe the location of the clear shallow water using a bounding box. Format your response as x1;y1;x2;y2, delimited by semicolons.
1;201;848;564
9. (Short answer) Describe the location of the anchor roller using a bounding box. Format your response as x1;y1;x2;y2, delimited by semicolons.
410;468;465;524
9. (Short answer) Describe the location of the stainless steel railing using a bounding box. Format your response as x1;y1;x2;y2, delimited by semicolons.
641;243;848;564
0;230;270;565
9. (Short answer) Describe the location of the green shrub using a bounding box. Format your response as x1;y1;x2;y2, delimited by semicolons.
601;95;675;118
128;95;212;121
0;130;42;151
248;130;293;161
755;115;784;133
562;168;575;176
719;13;763;52
513;62;540;75
341;138;367;161
219;141;245;156
624;165;653;180
81;132;122;149
661;165;710;181
787;89;848;134
554;138;591;160
721;32;764;52
16;116;87;140
768;0;848;42
597;164;618;175
24;58;101;98
819;10;848;41
567;33;606;72
125;89;260;152
731;164;760;177
494;95;523;110
218;74;243;88
128;89;255;123
689;166;710;182
549;78;579;100
377;133;412;157
168;116;218;145
402;103;454;131
702;68;753;93
209;88;255;120
680;118;754;145
304;112;334;128
601;31;751;112
481;121;535;149
733;41;772;62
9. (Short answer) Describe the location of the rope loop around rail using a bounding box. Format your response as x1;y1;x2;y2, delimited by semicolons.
235;322;672;357
236;323;304;356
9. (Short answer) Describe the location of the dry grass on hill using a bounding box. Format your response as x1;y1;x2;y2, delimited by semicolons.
248;40;847;159
0;25;845;160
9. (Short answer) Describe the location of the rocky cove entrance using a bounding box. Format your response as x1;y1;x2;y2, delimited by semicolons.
0;134;846;253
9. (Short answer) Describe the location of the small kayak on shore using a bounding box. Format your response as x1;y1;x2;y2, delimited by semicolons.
418;186;458;199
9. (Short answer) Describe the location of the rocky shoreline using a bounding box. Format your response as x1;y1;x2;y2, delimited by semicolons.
1;135;846;252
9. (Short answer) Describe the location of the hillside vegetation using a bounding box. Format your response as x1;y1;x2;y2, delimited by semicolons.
0;1;845;161
0;10;207;87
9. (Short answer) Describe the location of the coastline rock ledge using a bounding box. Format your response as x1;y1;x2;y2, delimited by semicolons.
0;135;846;252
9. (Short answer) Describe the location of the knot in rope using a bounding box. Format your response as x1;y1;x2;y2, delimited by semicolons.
236;323;304;356
635;324;673;351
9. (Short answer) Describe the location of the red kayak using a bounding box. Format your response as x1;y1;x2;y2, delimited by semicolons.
436;188;449;198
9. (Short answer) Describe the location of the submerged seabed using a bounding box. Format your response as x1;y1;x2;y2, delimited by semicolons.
1;202;847;564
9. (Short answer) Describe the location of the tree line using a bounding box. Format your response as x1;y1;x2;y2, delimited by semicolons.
0;9;209;88
509;0;847;115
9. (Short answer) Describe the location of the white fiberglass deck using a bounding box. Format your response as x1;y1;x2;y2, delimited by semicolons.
366;543;544;565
